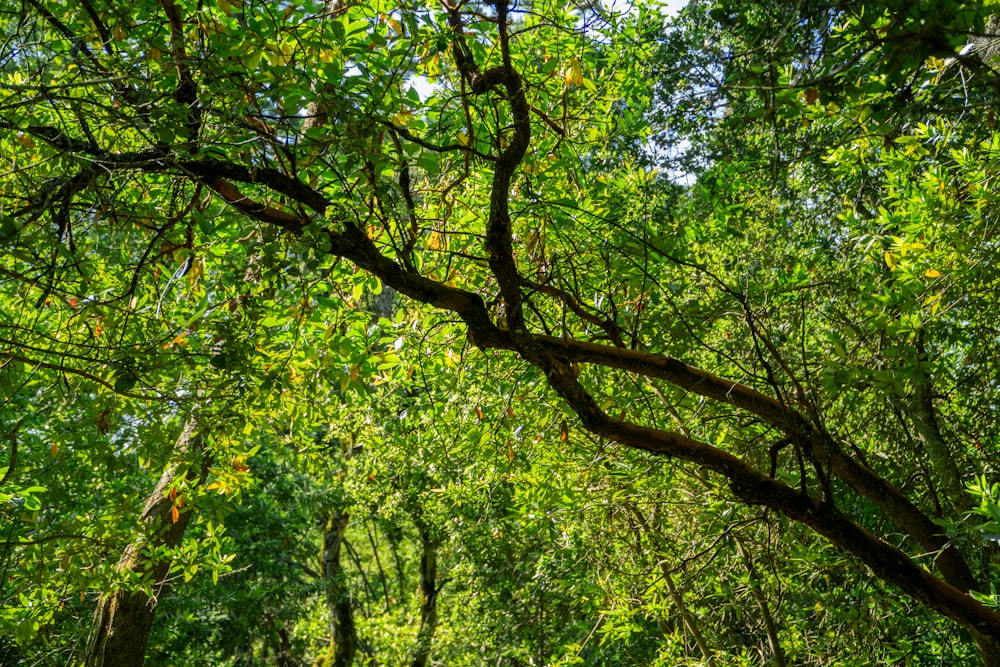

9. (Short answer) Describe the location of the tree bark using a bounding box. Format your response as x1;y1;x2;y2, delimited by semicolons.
410;523;441;667
910;334;967;511
974;634;1000;667
84;418;209;667
320;508;357;667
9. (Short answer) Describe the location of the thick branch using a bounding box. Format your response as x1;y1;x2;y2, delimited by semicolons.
588;415;1000;643
516;334;979;592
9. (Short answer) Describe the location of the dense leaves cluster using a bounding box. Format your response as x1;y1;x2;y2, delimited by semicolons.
2;0;1000;665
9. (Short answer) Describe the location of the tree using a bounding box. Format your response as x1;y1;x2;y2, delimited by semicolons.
3;0;1000;663
84;417;209;667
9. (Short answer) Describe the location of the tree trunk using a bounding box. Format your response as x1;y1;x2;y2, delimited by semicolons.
628;505;714;664
910;334;967;511
84;418;209;667
410;523;440;667
320;508;357;667
660;564;714;665
733;535;787;667
973;633;1000;667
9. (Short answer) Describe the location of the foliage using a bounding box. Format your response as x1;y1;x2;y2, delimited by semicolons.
2;0;1000;665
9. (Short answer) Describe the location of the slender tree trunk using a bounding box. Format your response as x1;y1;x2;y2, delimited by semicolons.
626;504;714;665
910;334;966;510
320;508;357;667
410;523;441;667
659;564;715;666
84;418;209;667
733;535;787;667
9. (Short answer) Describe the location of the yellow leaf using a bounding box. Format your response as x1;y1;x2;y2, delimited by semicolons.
426;230;446;250
884;252;897;271
319;48;340;64
187;257;204;287
457;131;470;146
924;268;941;278
564;61;583;86
926;55;946;72
267;43;293;67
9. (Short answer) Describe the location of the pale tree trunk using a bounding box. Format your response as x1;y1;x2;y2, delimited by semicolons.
905;340;998;667
410;522;441;667
84;418;209;667
733;535;787;667
910;334;966;511
320;508;357;667
659;564;715;666
626;505;715;665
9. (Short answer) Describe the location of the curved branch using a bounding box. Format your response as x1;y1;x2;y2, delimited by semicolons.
586;414;1000;642
15;115;984;631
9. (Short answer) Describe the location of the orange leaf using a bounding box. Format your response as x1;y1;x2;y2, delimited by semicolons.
560;419;569;442
170;506;180;523
97;410;111;434
50;443;59;457
475;406;483;421
169;487;177;502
